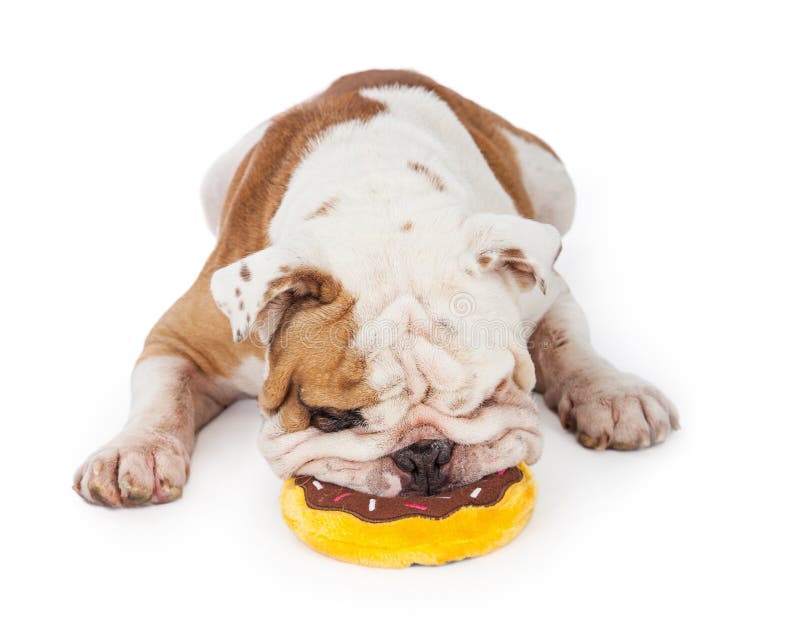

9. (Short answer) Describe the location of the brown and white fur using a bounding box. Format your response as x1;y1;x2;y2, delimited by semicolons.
74;70;678;506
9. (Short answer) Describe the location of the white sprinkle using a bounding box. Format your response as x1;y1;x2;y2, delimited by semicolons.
470;487;482;499
368;498;376;512
312;480;323;490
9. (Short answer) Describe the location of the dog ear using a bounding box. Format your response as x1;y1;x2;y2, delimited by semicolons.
462;213;562;294
210;240;338;345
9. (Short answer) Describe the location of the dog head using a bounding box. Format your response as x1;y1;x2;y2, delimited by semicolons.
211;212;561;496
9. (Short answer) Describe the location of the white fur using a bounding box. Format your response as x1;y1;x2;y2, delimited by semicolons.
226;355;267;397
128;356;192;425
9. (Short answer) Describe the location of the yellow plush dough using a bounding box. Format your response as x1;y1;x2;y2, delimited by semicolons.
280;464;536;568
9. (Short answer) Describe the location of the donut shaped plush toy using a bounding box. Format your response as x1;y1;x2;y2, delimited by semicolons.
280;463;536;568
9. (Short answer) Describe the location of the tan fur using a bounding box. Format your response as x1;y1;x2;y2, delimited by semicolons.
260;284;377;430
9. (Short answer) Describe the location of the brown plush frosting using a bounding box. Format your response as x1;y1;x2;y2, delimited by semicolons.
294;466;523;523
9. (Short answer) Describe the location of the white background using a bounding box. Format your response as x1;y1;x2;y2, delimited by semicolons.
2;1;798;638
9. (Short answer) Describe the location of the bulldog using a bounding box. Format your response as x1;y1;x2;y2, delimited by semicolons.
74;70;678;506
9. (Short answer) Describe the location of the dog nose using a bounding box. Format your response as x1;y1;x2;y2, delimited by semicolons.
391;439;454;495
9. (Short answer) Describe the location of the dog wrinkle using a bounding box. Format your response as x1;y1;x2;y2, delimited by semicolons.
261;398;541;491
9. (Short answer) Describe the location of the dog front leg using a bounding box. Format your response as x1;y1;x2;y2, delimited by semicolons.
530;289;679;450
73;354;233;506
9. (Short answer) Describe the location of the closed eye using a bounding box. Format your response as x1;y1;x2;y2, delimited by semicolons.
464;384;504;418
308;406;365;433
464;396;496;419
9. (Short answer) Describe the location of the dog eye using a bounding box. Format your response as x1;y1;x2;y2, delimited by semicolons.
465;396;497;419
309;407;365;433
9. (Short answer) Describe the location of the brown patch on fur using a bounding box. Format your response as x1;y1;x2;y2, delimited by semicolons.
400;220;413;232
258;284;376;432
234;287;241;297
500;248;526;260
306;197;338;220
407;161;446;192
240;263;251;281
263;267;342;308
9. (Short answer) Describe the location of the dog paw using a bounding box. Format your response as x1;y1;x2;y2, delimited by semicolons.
73;432;190;507
547;370;679;450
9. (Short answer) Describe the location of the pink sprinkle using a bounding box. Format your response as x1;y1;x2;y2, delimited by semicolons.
332;492;353;502
404;502;428;511
497;469;506;476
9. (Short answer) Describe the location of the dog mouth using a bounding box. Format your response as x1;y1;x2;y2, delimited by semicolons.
266;427;542;498
293;465;524;522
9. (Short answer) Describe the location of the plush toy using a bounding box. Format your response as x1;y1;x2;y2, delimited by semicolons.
280;463;536;568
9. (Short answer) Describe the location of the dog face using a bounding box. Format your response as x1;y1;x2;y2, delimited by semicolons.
211;212;561;496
